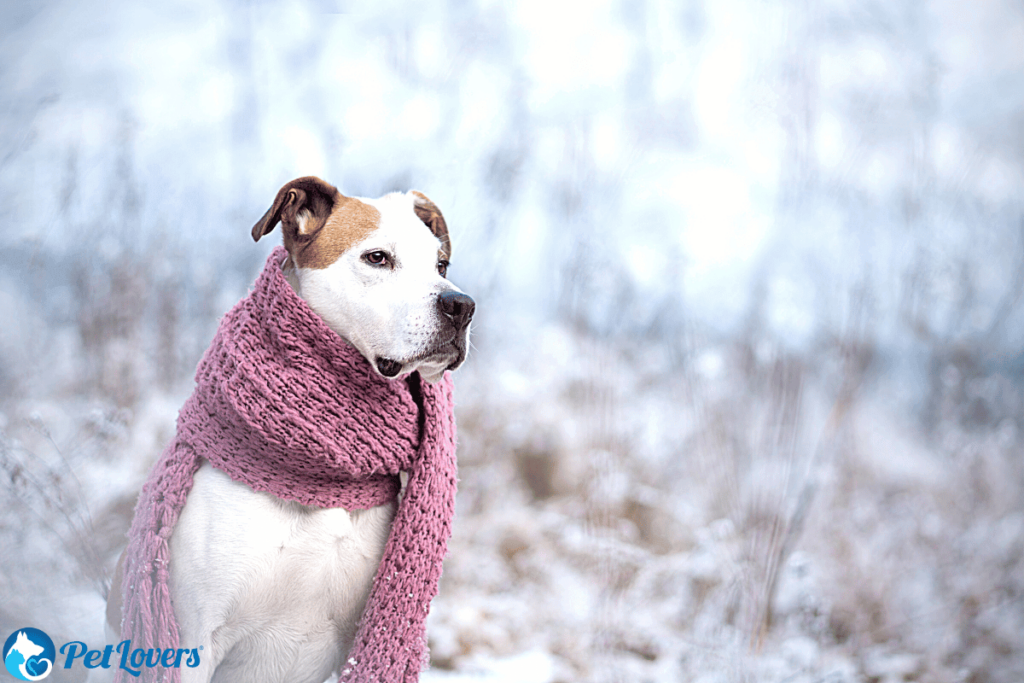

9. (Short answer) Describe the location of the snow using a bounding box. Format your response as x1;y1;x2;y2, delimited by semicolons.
422;650;557;683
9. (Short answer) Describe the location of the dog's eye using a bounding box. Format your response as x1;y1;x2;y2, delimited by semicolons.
437;260;449;278
363;251;389;267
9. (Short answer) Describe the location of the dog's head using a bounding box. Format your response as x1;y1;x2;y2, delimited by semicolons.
252;176;474;383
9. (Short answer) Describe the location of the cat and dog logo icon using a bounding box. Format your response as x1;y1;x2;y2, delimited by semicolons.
2;628;54;681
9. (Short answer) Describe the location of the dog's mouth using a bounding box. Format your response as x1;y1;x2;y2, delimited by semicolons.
375;358;404;378
373;335;468;381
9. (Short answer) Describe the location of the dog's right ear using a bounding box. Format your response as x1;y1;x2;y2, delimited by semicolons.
251;176;339;243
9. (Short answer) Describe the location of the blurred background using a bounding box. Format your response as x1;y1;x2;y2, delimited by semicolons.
2;0;1023;681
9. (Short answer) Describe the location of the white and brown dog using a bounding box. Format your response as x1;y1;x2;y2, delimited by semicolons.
105;176;475;683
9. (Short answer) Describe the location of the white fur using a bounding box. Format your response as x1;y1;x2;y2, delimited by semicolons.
119;190;471;683
168;463;395;683
291;192;468;383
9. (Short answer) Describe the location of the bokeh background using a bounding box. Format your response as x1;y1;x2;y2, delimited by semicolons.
2;1;1024;681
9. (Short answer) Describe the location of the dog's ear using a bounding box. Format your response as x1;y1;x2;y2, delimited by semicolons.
252;176;339;243
410;191;451;260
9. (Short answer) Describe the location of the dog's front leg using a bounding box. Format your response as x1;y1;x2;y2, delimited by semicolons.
170;576;222;683
167;464;241;683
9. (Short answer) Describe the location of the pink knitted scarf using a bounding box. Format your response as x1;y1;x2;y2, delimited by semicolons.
117;247;458;683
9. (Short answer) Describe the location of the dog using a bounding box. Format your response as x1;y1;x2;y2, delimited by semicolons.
105;176;475;683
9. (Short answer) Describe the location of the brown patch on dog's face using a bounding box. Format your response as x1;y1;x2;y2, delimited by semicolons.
293;196;381;269
410;191;452;261
252;176;382;270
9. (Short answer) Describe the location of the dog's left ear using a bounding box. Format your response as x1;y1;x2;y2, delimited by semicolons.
410;191;452;260
252;176;339;243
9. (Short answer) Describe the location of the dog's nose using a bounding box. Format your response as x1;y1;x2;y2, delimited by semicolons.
437;291;476;330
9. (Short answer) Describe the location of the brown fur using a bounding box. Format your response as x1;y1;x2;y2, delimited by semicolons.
253;177;383;270
250;177;383;270
411;190;452;261
251;176;340;247
291;195;382;270
252;178;450;270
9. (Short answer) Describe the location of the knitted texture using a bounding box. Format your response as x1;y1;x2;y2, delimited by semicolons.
117;247;458;683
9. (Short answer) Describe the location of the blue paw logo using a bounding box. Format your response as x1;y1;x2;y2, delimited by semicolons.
3;629;54;681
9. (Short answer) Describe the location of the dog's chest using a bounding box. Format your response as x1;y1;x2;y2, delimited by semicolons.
168;461;396;681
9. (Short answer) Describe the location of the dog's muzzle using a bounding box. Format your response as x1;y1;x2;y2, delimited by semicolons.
376;291;476;379
437;290;475;372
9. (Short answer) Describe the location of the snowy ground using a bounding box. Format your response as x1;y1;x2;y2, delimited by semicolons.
3;0;1024;681
3;307;1022;682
